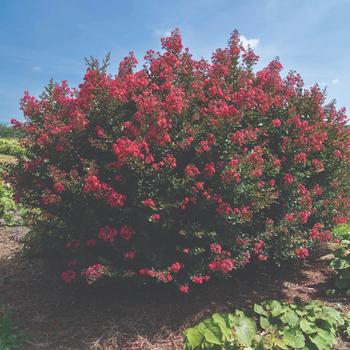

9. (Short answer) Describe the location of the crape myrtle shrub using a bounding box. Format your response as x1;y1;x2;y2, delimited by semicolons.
11;30;350;292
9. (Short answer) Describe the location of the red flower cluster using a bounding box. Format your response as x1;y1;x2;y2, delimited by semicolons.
208;258;235;273
295;247;309;260
98;225;118;242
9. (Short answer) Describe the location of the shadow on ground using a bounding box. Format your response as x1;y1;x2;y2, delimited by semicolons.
0;226;349;350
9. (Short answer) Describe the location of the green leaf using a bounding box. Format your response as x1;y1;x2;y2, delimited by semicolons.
233;314;257;347
196;322;207;334
305;301;321;310
259;316;270;330
331;258;350;270
340;269;350;280
315;328;336;347
335;278;350;289
254;304;268;317
212;313;233;341
204;327;221;345
212;313;226;327
322;306;344;326
227;313;237;328
274;337;289;350
300;319;318;334
309;334;332;350
281;310;299;326
282;329;305;349
184;328;204;349
270;301;284;317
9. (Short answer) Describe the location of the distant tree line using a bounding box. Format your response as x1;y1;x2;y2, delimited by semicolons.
0;124;23;138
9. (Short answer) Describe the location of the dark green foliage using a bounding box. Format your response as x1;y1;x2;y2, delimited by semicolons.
183;300;350;349
0;125;22;139
330;239;350;297
0;312;26;350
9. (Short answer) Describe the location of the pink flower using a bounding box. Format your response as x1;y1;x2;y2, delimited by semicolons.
119;225;135;241
107;191;126;207
191;275;210;284
203;162;216;177
139;268;156;277
83;175;102;192
333;217;347;225
268;179;276;187
53;181;65;193
143;198;156;207
123;250;136;260
333;150;342;158
158;272;173;283
98;226;118;242
294;152;307;165
220;258;235;273
179;284;190;294
66;240;80;249
272;119;282;127
298;210;310;224
283;173;294;185
169;262;182;273
85;239;97;247
295;247;309;260
254;240;264;254
82;263;105;283
311;159;324;172
150;214;161;222
208;258;234;273
210;243;222;254
185;164;200;178
195;182;204;190
61;269;76;284
257;254;268;261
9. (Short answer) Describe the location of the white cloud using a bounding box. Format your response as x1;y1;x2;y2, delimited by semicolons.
154;29;171;37
32;66;41;72
331;78;339;85
240;35;260;50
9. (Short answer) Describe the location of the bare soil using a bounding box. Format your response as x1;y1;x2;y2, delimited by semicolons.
1;226;349;350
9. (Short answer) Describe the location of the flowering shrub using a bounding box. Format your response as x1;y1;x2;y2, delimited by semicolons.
10;29;350;291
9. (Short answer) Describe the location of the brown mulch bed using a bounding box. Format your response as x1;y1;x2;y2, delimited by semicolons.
1;226;349;350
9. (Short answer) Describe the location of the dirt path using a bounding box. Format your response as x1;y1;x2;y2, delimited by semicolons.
1;226;349;350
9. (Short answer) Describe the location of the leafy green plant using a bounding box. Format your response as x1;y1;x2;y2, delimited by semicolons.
0;165;27;226
0;312;26;350
0;138;24;158
332;224;350;242
0;180;18;225
254;300;347;350
330;240;350;297
183;300;350;349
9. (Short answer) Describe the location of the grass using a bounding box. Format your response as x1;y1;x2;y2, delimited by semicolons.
0;311;26;350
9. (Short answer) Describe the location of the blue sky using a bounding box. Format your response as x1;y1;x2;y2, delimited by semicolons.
1;0;350;124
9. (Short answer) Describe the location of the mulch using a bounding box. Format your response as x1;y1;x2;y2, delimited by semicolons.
1;226;349;350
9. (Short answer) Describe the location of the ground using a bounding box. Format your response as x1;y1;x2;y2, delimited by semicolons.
1;226;350;350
